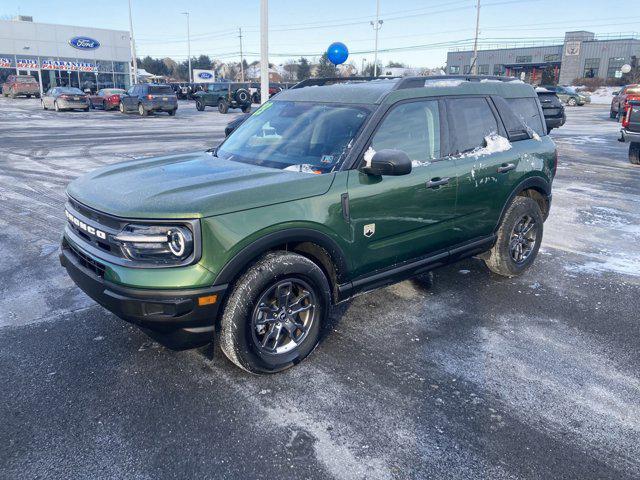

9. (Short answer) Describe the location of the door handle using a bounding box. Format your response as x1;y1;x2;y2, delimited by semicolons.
497;163;516;173
426;177;450;189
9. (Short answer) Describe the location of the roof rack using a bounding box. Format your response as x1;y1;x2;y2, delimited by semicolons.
395;75;519;90
291;77;397;89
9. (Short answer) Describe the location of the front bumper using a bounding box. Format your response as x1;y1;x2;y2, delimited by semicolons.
60;239;228;350
620;128;640;143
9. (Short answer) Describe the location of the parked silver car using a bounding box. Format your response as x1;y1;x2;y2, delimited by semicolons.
41;87;90;112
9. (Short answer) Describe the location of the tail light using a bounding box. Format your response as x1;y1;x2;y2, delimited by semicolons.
147;94;153;100
622;107;632;128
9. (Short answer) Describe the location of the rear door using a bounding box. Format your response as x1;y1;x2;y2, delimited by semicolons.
448;96;521;243
346;99;459;278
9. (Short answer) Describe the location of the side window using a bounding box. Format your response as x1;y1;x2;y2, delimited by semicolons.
506;97;545;136
447;97;499;154
127;86;135;95
370;100;441;166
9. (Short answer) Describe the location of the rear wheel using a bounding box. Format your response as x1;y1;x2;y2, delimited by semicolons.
484;196;543;277
241;104;252;113
119;102;125;113
220;251;330;374
83;106;90;112
630;143;640;165
218;99;229;114
138;103;147;116
168;109;176;116
610;107;617;119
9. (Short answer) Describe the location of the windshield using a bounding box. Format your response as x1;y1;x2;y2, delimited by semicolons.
59;87;84;94
217;101;371;173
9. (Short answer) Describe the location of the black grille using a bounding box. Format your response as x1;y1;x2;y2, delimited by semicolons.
64;239;106;278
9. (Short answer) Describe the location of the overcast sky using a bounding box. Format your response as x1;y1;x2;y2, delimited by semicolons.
7;0;640;67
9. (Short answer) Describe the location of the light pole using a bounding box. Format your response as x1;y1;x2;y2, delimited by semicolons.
361;57;366;76
239;27;245;82
128;0;138;84
260;0;269;104
370;0;383;77
471;0;481;75
182;12;192;83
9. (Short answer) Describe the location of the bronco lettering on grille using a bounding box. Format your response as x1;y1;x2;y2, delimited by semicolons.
65;209;107;240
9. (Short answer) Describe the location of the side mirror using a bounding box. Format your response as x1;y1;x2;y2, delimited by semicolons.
361;149;412;176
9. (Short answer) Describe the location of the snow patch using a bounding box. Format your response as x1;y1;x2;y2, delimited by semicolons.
283;164;319;174
363;146;376;167
424;79;466;87
460;133;512;159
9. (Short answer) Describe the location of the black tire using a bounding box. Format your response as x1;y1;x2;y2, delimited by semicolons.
483;196;543;277
218;99;229;114
138;103;147;116
26;94;31;98
168;109;176;116
630;143;640;165
234;88;250;104
195;100;205;111
241;104;252;113
54;101;60;112
41;100;47;110
119;102;125;113
220;251;331;374
83;107;90;112
610;108;617;119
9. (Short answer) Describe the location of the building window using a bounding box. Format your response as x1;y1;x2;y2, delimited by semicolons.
516;55;532;63
493;64;504;76
449;65;460;74
607;57;626;78
584;58;600;78
544;54;560;62
478;64;489;75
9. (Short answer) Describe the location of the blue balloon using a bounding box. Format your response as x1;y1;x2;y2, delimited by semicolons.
327;42;349;65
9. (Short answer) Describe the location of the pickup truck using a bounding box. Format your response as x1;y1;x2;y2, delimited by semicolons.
620;100;640;164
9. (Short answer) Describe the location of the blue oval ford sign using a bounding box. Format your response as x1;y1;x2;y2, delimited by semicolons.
198;72;213;79
69;36;100;50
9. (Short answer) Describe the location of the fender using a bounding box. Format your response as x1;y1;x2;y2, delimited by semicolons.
495;175;551;232
213;228;350;285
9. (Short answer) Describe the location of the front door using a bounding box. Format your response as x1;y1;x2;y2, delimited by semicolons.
347;99;459;279
122;86;137;110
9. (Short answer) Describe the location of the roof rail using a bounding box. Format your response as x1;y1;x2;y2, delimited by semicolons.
395;75;519;90
291;77;396;89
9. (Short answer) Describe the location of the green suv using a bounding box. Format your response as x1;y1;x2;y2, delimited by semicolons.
60;77;556;373
194;82;252;113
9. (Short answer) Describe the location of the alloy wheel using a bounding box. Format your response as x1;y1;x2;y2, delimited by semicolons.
509;215;537;264
251;278;318;355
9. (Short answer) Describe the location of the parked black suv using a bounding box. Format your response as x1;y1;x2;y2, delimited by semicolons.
619;99;640;164
536;88;565;132
119;84;178;116
193;82;252;113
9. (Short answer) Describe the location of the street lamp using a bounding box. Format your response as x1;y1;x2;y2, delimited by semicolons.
128;0;138;84
182;12;192;83
260;0;269;104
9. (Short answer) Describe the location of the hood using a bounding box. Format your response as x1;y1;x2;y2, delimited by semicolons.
67;152;335;219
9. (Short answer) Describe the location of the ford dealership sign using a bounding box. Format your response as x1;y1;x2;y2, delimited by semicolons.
198;72;213;80
69;36;100;50
193;69;216;83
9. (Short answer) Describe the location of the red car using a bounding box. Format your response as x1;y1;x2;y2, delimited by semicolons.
2;75;40;98
88;88;126;110
610;84;640;119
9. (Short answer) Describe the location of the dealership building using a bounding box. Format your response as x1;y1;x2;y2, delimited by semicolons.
446;31;640;85
0;16;132;93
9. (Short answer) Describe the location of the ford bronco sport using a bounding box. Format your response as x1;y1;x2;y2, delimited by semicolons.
60;76;556;373
194;82;252;113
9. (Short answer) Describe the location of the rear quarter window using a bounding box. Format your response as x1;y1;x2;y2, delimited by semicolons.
506;97;545;136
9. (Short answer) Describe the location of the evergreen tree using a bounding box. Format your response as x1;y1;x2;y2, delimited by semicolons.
297;57;311;80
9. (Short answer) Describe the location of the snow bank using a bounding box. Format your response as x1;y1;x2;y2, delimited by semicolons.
587;86;618;105
284;164;320;174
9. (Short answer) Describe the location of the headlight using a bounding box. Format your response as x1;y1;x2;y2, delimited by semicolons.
114;224;194;264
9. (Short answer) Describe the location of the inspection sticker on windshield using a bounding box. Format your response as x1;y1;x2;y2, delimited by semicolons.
320;155;334;164
253;101;273;116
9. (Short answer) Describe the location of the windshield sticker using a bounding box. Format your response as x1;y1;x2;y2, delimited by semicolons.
320;155;334;164
253;101;274;116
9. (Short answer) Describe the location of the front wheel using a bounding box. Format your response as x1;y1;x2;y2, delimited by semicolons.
119;102;125;113
567;97;577;106
168;109;176;116
54;101;60;112
195;100;205;111
220;251;331;374
483;196;543;277
241;104;252;113
41;100;47;110
630;143;640;165
218;100;229;114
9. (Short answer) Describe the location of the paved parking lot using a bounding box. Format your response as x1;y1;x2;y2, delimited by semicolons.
1;98;639;479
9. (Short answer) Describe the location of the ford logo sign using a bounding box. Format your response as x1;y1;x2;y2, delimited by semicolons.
198;72;213;79
69;36;100;50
